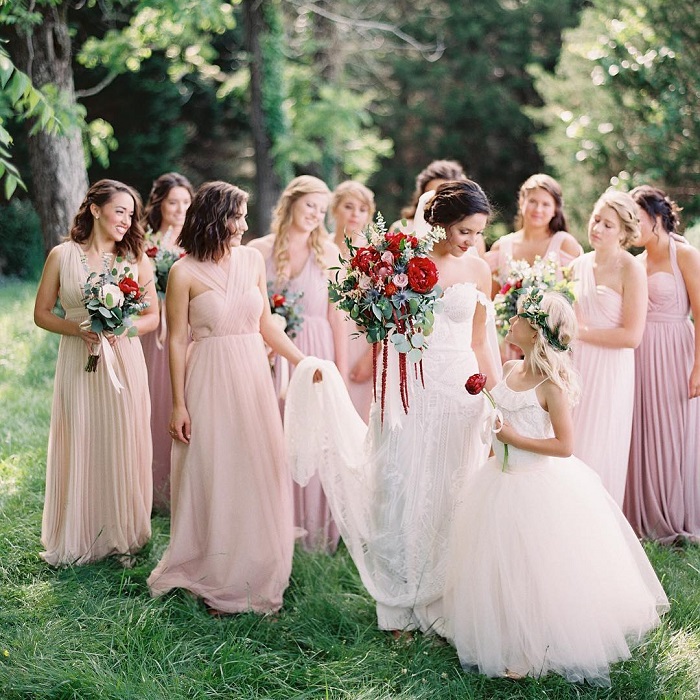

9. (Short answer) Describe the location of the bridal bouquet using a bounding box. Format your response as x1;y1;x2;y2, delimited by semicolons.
493;253;575;338
328;213;445;422
267;283;304;339
82;261;149;372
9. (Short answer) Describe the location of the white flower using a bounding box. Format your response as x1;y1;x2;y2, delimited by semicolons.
99;283;124;309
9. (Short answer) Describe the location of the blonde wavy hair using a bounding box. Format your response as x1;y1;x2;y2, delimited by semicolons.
271;175;331;284
591;190;640;248
520;291;581;406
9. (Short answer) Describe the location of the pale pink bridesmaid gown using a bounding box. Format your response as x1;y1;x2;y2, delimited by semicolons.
624;237;700;543
265;251;341;554
571;252;635;506
147;247;294;612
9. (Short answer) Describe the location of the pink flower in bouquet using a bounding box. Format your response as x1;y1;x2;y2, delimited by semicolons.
407;257;439;293
393;273;409;289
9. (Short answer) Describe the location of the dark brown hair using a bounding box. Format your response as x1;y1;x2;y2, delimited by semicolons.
630;185;681;235
143;172;195;234
69;179;145;260
425;180;491;228
400;159;467;219
177;181;248;262
515;173;568;235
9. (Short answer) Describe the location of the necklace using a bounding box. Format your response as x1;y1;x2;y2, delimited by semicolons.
79;246;115;277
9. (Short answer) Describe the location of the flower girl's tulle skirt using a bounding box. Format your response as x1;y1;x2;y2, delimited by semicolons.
442;451;669;686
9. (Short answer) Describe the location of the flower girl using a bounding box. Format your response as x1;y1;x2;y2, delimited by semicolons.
443;289;668;686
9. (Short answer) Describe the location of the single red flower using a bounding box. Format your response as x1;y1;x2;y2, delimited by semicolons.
118;277;140;297
406;256;439;293
271;294;286;308
145;246;159;258
465;373;487;395
350;247;380;274
385;233;406;254
499;282;512;295
514;279;523;289
384;282;397;297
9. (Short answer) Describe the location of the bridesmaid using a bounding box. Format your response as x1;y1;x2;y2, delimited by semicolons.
486;173;582;296
624;185;700;544
249;175;347;554
147;181;306;614
390;159;486;256
570;191;647;506
141;172;194;512
331;180;376;422
34;179;159;566
485;173;583;360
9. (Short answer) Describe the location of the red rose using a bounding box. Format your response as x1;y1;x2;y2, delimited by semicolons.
499;282;512;295
118;277;140;297
514;279;523;289
407;236;419;248
384;282;397;297
179;252;187;259
465;373;487;395
271;294;286;308
145;246;158;258
385;233;406;254
406;256;439;293
350;247;380;274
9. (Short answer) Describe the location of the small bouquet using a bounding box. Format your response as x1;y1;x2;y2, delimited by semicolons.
145;244;184;300
493;253;575;338
466;373;508;470
267;282;304;339
82;261;149;376
328;213;445;423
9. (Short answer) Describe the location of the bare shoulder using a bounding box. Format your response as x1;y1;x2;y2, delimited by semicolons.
247;234;275;256
321;238;343;268
560;232;583;254
676;239;700;268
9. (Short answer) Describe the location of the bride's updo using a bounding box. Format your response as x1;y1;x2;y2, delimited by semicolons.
424;180;491;228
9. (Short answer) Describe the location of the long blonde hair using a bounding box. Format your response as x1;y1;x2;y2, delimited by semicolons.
520;291;581;406
271;175;331;284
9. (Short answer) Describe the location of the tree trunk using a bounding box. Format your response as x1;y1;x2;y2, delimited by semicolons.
243;0;282;237
9;3;88;256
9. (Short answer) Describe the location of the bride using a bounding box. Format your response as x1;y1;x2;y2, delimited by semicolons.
286;180;501;633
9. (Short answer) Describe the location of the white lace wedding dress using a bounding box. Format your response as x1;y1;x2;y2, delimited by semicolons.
286;282;493;631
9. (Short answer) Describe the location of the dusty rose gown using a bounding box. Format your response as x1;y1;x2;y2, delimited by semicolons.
624;237;700;543
141;320;172;512
489;231;582;360
265;251;340;554
147;247;294;612
571;253;635;506
42;241;152;565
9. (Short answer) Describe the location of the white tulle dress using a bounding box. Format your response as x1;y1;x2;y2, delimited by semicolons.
285;283;494;632
442;369;669;686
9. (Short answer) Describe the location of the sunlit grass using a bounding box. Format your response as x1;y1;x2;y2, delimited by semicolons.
1;278;699;699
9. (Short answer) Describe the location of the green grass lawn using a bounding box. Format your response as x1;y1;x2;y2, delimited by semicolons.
1;278;699;699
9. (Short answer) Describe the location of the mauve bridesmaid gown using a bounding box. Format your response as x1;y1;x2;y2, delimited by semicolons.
624;237;700;543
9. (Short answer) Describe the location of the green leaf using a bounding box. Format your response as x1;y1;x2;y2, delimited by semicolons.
407;348;423;363
98;305;112;317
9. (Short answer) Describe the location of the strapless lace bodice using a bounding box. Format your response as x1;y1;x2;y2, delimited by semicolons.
490;377;554;470
419;282;485;395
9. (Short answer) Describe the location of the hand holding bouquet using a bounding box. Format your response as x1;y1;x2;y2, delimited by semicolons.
82;261;149;375
328;213;445;423
466;373;508;470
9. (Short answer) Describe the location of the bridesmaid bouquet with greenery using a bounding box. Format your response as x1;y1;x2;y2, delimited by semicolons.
82;262;149;372
328;213;445;422
493;253;575;339
267;282;304;339
145;243;184;299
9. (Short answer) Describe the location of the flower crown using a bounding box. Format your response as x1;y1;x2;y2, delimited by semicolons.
517;289;569;352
